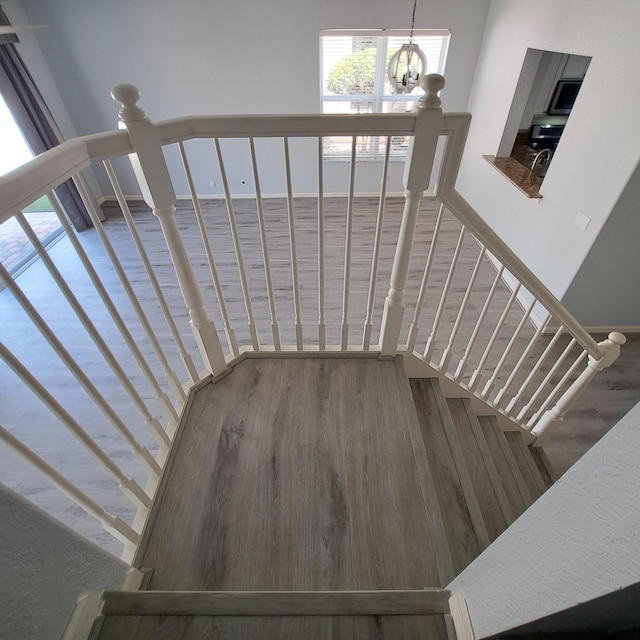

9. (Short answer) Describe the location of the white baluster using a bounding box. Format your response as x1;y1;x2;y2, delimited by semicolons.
363;139;390;351
214;138;259;350
104;159;199;385
15;211;170;448
380;74;445;356
177;143;238;356
439;244;486;372
341;138;356;350
0;342;152;511
480;296;538;401
283;137;303;349
112;84;227;376
532;333;626;444
0;424;139;545
493;311;552;409
453;264;505;381
249;137;281;350
317;137;326;351
72;178;186;404
423;225;466;362
0;263;162;479
527;351;587;429
406;203;445;353
505;325;565;415
516;337;577;423
467;282;521;392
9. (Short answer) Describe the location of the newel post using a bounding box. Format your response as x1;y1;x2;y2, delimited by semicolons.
379;74;445;356
112;84;227;376
531;332;626;445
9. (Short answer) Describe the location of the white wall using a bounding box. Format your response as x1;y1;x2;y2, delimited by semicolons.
448;400;640;638
9;0;490;197
457;0;640;309
0;484;128;640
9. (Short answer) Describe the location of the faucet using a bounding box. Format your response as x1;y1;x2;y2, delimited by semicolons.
531;148;553;171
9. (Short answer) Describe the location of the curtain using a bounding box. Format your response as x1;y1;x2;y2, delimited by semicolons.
0;8;92;230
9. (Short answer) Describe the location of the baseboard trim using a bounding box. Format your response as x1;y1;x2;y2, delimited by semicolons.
98;191;435;204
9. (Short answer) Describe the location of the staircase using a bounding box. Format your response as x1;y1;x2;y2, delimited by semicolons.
81;354;550;639
0;76;625;640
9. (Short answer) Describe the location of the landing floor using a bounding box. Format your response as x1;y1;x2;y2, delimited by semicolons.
137;357;446;592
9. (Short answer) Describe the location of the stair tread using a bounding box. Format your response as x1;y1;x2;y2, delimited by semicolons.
412;380;491;553
458;401;516;527
101;588;452;616
410;379;480;575
504;432;547;500
478;416;528;518
98;612;449;640
447;399;507;543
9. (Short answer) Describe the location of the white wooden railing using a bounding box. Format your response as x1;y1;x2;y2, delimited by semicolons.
0;74;624;553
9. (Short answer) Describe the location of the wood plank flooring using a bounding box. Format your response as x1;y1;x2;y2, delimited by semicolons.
139;357;445;591
0;194;638;557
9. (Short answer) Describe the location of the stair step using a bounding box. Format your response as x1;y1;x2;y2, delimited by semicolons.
447;398;508;543
529;446;557;487
411;378;491;553
504;431;547;500
101;589;452;616
478;416;528;519
457;401;516;527
410;379;480;574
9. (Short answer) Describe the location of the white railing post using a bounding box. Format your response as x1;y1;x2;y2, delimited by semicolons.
379;74;445;355
531;332;626;444
111;84;227;376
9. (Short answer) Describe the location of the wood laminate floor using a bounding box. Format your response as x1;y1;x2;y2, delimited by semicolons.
0;196;638;555
139;357;446;591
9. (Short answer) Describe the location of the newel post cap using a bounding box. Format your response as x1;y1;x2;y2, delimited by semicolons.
112;83;147;122
418;73;445;108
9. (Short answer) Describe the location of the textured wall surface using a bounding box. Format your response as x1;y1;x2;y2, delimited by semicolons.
448;400;640;638
0;485;128;640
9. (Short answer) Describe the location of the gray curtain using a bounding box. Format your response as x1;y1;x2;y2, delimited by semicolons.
0;8;92;230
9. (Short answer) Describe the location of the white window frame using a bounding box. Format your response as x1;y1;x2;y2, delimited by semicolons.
320;29;450;158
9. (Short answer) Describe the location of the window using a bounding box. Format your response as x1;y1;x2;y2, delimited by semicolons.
320;29;450;156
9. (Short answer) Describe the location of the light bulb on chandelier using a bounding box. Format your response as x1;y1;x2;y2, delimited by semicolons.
388;0;427;94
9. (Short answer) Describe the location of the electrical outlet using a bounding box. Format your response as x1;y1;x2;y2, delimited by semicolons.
575;211;591;231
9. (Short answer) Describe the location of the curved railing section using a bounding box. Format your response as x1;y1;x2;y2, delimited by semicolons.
0;75;623;556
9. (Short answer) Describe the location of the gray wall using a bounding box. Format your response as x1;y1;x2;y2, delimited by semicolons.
448;400;640;638
0;484;128;640
6;0;491;198
561;157;640;329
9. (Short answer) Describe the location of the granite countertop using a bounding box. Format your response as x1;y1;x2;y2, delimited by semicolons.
483;145;545;199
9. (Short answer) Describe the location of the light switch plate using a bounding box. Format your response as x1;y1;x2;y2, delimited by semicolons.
575;211;591;231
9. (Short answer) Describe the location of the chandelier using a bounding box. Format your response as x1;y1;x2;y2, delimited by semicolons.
388;0;427;94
